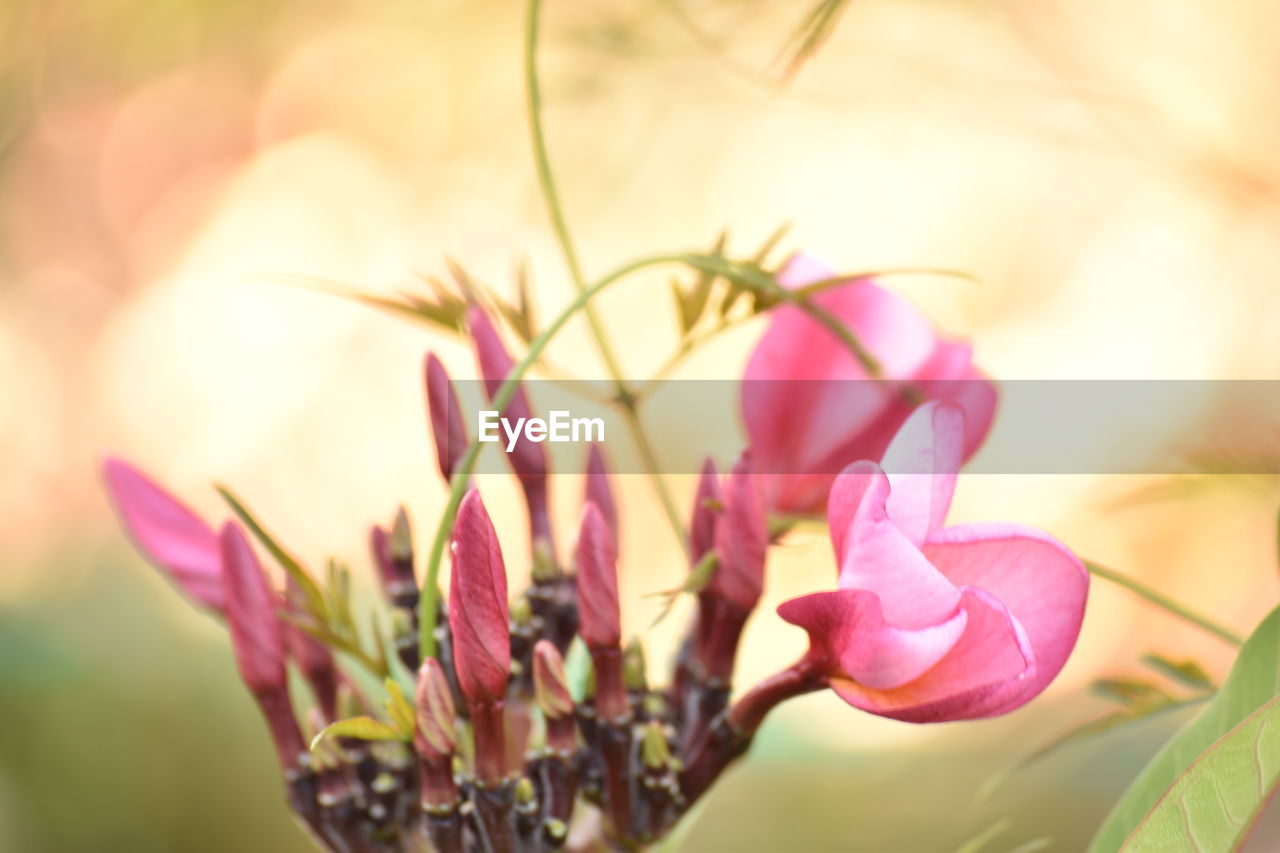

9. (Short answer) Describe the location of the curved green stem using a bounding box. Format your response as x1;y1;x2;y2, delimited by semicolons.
526;0;686;547
1085;560;1243;646
420;252;706;655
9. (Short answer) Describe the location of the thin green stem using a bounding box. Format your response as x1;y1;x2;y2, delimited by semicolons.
526;0;686;549
421;252;704;656
1085;560;1243;646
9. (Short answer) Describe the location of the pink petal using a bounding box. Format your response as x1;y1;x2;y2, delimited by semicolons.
924;522;1088;712
742;257;951;515
825;587;1034;722
914;341;997;460
102;458;225;611
778;589;967;690
878;401;964;545
826;461;960;628
448;489;512;704
575;502;621;649
220;522;286;694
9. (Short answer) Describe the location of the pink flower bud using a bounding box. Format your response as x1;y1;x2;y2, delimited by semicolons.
447;489;511;705
102;458;224;611
467;305;546;483
424;352;468;481
370;508;418;608
221;521;306;769
741;253;997;515
575;503;620;650
220;522;286;695
532;640;574;720
708;456;767;614
414;658;458;762
585;446;618;544
689;458;720;564
467;305;554;549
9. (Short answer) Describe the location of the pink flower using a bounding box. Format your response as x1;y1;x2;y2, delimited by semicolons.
777;402;1087;722
102;458;225;611
447;489;511;706
741;254;997;515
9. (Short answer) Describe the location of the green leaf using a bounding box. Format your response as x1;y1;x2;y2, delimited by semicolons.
309;716;410;750
563;637;594;705
1090;604;1280;851
1091;678;1172;706
383;678;415;737
1119;692;1280;851
217;486;327;621
1141;654;1215;692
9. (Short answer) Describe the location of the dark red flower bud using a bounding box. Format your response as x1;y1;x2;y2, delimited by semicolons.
447;489;511;706
370;508;418;609
585;446;618;544
689;458;721;564
575;503;620;650
468;305;554;553
424;352;468;482
708;456;767;614
467;305;546;483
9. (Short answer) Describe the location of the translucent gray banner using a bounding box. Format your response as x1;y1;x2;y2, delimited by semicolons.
443;380;1280;475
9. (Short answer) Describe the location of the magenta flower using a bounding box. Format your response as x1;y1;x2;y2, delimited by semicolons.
741;254;997;515
102;458;225;611
777;402;1087;722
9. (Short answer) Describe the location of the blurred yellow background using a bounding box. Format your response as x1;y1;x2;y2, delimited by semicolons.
3;0;1280;850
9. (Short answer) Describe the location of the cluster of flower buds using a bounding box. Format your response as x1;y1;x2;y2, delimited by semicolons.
104;268;1088;852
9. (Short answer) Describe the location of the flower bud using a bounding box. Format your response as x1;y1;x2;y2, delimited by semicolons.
370;508;418;609
689;458;721;564
220;521;306;769
641;720;672;770
708;456;767;614
424;352;468;482
415;658;458;762
623;637;647;693
468;305;547;484
221;522;286;695
585;446;618;544
574;503;620;650
282;574;338;720
447;489;511;705
532;640;573;719
102;458;224;611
